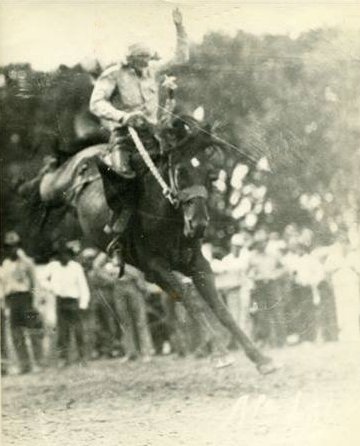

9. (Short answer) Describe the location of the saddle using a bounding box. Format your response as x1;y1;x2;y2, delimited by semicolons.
39;144;107;205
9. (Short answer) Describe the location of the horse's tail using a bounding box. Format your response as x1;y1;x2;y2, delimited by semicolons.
17;175;68;232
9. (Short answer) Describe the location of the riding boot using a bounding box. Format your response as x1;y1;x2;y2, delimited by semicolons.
105;208;133;277
111;147;135;179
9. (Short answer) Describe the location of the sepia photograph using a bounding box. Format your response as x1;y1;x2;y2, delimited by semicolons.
1;1;360;445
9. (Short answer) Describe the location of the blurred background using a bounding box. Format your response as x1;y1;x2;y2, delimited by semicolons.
1;20;360;254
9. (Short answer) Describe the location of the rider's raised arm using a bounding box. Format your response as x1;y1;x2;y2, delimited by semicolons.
89;65;124;125
151;7;189;73
172;8;189;65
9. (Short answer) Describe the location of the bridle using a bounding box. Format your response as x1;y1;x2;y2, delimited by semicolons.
129;125;209;209
167;147;208;208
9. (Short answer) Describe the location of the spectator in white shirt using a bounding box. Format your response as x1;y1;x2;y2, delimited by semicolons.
45;242;90;366
1;231;43;374
310;245;339;342
249;236;287;347
282;243;317;343
324;238;360;342
215;233;255;338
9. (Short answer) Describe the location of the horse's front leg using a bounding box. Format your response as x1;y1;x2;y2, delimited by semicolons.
146;257;228;357
189;250;277;374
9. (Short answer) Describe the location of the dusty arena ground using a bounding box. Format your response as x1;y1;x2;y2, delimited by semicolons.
2;342;360;446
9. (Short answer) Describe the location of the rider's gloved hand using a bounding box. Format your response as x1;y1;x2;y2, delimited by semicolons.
162;75;178;92
121;111;147;128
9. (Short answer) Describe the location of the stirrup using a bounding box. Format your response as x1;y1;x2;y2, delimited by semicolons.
106;238;118;255
106;240;125;278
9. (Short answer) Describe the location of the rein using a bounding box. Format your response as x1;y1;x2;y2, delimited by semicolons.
128;126;208;207
128;126;177;205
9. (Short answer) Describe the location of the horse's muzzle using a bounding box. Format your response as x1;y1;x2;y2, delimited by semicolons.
192;221;207;239
181;187;209;239
184;214;209;239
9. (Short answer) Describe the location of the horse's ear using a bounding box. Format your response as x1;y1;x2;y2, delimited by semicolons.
193;106;204;122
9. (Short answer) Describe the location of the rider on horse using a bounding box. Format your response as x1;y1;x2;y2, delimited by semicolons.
89;8;188;176
89;8;189;268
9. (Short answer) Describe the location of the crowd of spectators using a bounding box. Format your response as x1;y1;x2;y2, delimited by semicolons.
210;224;360;348
1;224;359;376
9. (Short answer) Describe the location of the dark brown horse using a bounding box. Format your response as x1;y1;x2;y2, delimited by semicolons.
73;116;276;373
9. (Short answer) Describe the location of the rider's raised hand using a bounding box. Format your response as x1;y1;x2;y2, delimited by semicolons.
172;7;183;27
162;75;178;92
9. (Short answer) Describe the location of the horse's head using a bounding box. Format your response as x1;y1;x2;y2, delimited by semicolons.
166;115;224;239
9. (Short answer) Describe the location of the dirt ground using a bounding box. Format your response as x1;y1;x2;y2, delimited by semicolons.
2;342;360;446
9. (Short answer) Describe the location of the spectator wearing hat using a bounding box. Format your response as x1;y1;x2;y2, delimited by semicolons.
249;232;287;347
81;249;122;359
45;242;90;366
1;231;43;374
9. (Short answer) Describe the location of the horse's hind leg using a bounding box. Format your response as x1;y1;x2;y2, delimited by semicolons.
190;253;276;374
147;258;227;356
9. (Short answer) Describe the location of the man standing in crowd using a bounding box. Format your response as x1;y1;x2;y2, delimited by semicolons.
249;230;287;348
114;265;154;362
46;242;90;367
212;233;254;341
282;241;318;343
1;231;43;374
310;244;339;342
33;253;58;366
81;249;122;359
1;265;8;375
323;234;359;342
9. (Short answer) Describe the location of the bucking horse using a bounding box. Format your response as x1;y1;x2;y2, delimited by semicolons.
25;114;276;374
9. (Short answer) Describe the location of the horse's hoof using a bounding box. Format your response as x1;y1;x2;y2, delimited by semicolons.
214;355;235;369
256;360;279;375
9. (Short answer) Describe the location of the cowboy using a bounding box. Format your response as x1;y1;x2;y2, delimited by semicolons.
1;231;43;374
89;7;188;177
89;8;189;268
